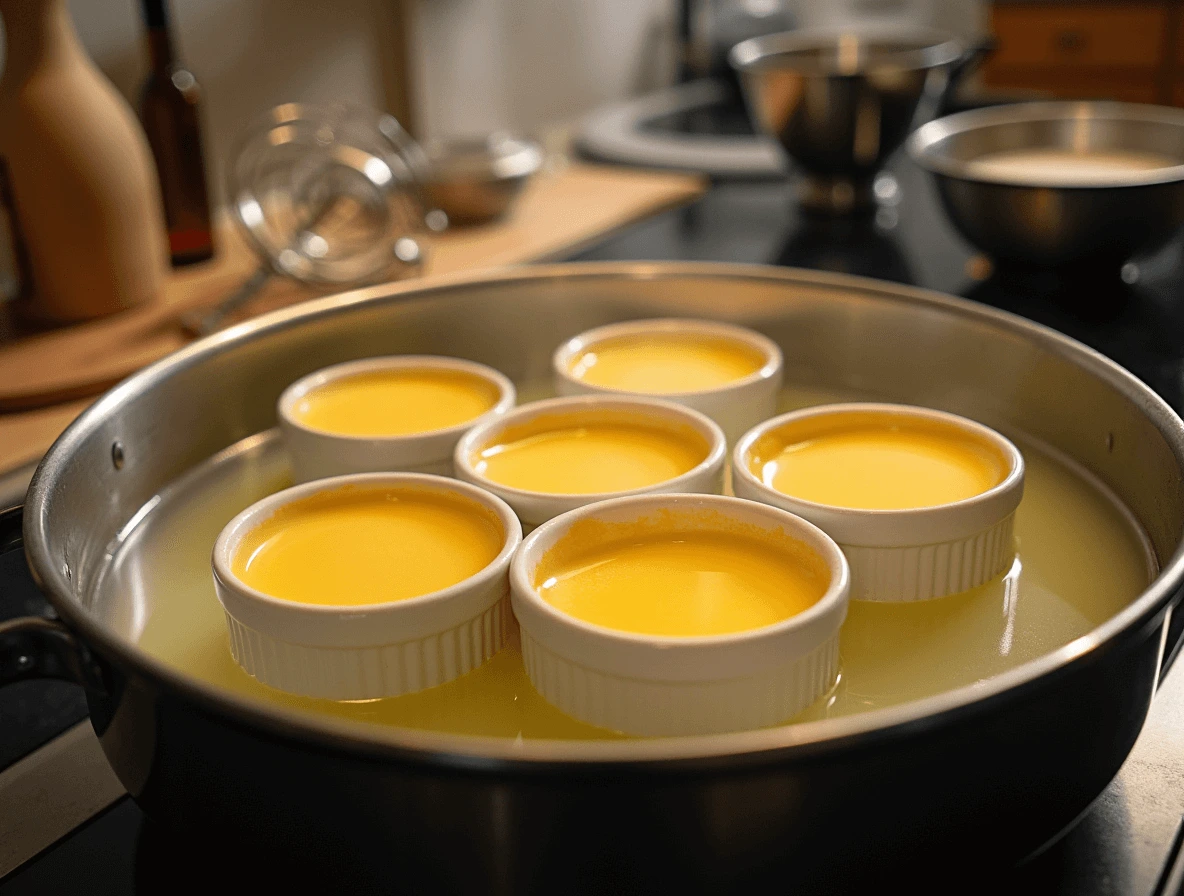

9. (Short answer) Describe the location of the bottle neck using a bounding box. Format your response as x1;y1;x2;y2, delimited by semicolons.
0;0;82;84
146;25;174;76
141;0;175;75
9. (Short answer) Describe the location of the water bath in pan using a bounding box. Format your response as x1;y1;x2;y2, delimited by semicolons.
100;382;1155;739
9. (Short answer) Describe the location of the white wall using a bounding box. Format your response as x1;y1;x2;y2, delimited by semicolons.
794;0;986;41
410;0;676;140
406;0;988;141
2;0;392;207
1;0;679;208
2;0;990;214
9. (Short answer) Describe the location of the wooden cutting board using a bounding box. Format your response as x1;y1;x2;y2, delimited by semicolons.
0;162;704;472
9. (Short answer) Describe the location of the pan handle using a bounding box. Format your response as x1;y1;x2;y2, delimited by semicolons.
0;506;106;694
0;617;105;693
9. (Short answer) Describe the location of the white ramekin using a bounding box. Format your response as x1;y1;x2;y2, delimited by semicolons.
453;395;727;531
510;493;850;736
551;318;784;443
733;402;1025;603
212;472;522;700
278;355;516;484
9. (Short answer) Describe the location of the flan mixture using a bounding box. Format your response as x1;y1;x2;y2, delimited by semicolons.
471;413;708;494
112;383;1154;739
567;331;766;394
233;485;503;606
965;147;1177;186
747;411;1009;509
293;367;500;437
534;518;830;636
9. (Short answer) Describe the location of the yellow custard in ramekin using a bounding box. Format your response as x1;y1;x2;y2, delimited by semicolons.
552;319;783;443
293;367;502;437
535;525;830;637
746;410;1010;510
566;331;767;393
454;396;727;530
278;356;516;482
472;416;709;495
213;473;522;700
510;494;850;736
734;404;1025;602
232;485;504;607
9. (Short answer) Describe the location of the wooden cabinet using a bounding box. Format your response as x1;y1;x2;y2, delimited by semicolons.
985;68;1160;103
990;4;1166;69
984;2;1183;106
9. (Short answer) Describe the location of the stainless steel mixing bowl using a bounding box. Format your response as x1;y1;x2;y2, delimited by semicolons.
730;28;963;214
423;135;543;226
908;101;1184;269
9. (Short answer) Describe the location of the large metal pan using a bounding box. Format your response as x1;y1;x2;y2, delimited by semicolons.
5;263;1184;893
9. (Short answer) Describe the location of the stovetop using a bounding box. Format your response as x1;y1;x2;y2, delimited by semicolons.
573;163;1184;411
3;148;1184;892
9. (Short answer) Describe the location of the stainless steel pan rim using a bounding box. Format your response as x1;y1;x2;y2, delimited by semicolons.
729;25;964;76
909;100;1184;188
23;261;1184;769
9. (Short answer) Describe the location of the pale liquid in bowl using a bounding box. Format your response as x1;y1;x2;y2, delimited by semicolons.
964;148;1178;186
108;383;1154;740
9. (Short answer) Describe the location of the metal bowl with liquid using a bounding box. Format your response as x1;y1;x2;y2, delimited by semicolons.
5;263;1184;893
730;28;963;213
909;101;1184;269
423;135;543;226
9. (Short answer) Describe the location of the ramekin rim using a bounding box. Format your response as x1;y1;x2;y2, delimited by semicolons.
731;401;1025;523
212;471;523;618
551;317;784;398
277;355;516;444
453;394;728;503
509;492;851;651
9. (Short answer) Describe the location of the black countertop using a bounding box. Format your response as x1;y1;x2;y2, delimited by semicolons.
574;160;1184;413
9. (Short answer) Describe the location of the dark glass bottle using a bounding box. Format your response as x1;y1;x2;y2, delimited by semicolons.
138;0;214;265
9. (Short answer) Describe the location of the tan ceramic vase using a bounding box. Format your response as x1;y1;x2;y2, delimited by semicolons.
0;0;168;323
